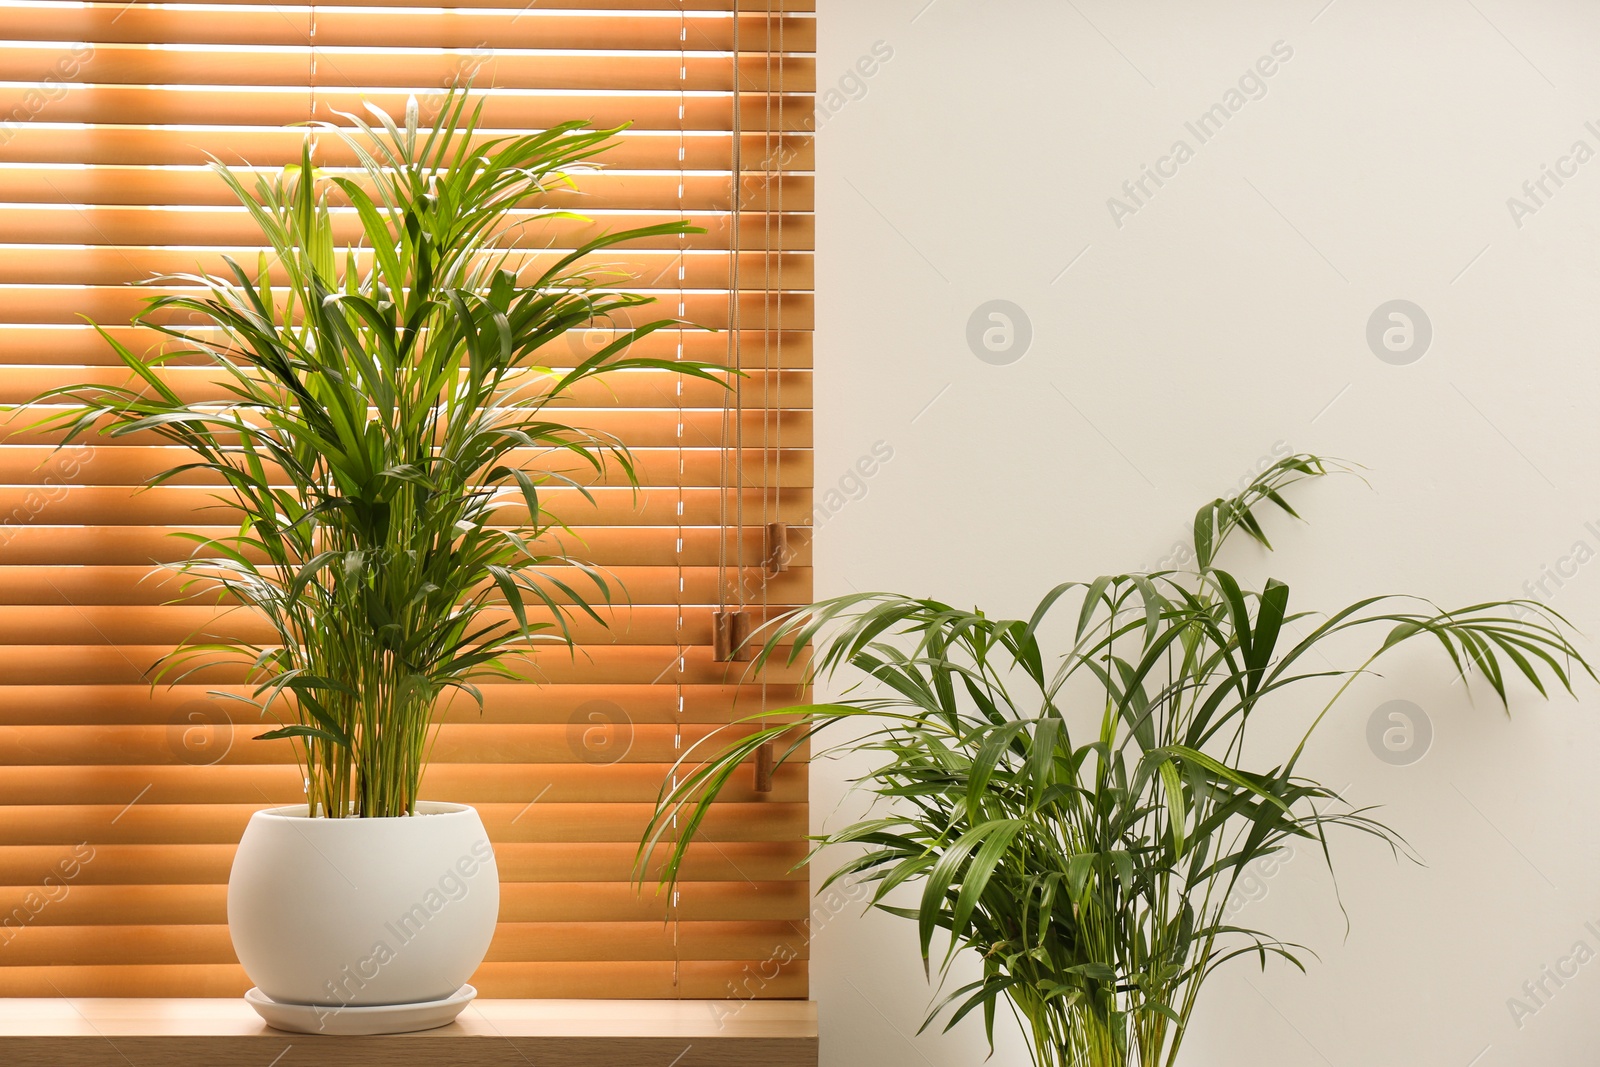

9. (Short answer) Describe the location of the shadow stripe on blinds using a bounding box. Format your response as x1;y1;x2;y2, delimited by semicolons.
0;0;814;999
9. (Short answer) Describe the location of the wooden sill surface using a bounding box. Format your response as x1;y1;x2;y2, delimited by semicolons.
0;998;818;1067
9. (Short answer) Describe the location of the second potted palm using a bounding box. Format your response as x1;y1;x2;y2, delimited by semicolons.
645;456;1591;1066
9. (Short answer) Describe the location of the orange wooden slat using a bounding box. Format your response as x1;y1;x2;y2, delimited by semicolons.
0;7;816;53
0;324;815;369
0;408;812;452
0;444;815;489
0;643;809;686
0;86;818;132
0;205;815;251
0;724;811;768
0;842;809;885
0;166;813;212
82;0;815;8
0;245;815;291
0;522;815;569
0;484;817;527
0;880;810;926
0;47;814;93
0;802;808;845
0;126;815;172
0;604;810;648
0;681;811;726
0;566;814;611
0;486;812;531
0;362;810;410
0;960;810;999
0;921;808;966
0;285;815;331
36;0;815;9
0;763;808;806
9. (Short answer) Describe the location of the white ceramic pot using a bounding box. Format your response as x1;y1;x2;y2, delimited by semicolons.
228;802;499;1013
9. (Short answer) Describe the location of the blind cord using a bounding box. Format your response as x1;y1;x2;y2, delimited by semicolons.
308;2;317;152
719;6;745;617
671;0;689;997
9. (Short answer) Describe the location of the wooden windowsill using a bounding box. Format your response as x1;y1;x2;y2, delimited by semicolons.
0;998;819;1066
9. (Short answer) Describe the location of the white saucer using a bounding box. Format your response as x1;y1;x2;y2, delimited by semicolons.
244;984;477;1036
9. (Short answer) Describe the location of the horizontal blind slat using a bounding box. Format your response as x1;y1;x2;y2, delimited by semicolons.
0;250;813;292
0;167;813;211
0;645;813;685
0;922;811;966
0;881;812;926
0;287;816;330
0;368;812;407
0;842;812;884
0;326;814;368
0;48;814;92
0;87;817;131
0;726;808;769
0;207;815;251
2;8;815;52
0;682;811;725
0;127;815;171
0;763;809;805
0;485;818;526
0;802;810;845
0;960;810;999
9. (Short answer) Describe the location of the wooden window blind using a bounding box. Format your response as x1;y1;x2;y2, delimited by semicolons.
0;0;814;1000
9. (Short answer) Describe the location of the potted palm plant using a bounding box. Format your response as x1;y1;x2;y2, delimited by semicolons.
643;455;1592;1066
31;89;724;1034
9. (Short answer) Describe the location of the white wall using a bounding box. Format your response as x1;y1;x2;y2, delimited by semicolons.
810;2;1600;1064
